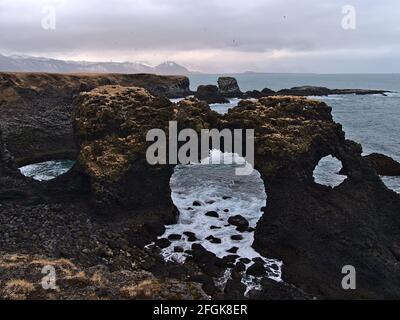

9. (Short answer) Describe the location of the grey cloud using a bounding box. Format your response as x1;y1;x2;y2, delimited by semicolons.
0;0;399;72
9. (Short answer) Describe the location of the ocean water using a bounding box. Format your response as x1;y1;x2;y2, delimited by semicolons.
313;155;347;188
19;160;75;181
155;150;282;293
190;74;400;193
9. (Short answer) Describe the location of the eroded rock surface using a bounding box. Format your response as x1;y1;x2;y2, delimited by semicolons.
195;85;229;104
218;77;242;97
0;72;191;165
364;153;400;176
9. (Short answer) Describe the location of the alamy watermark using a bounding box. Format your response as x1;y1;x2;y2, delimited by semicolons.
341;265;356;290
41;265;58;290
146;121;255;176
41;5;56;30
341;5;356;30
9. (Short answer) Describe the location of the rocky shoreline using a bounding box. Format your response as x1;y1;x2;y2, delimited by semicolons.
1;73;400;300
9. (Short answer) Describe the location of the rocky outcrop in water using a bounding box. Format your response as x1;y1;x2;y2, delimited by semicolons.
195;85;229;104
364;153;400;176
217;77;242;97
0;72;191;166
72;85;219;217
276;86;389;96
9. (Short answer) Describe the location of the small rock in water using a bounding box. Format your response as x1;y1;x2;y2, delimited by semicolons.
223;255;240;264
239;258;251;264
187;207;194;211
205;211;219;218
168;234;182;241
206;200;216;204
234;262;246;273
210;226;221;230
206;235;222;244
174;246;184;253
231;234;243;241
155;238;171;249
193;201;202;206
184;231;197;242
247;261;266;277
227;247;239;254
222;196;232;200
228;215;249;232
223;209;230;212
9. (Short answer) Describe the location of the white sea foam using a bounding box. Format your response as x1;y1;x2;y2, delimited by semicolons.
156;150;282;293
209;98;241;114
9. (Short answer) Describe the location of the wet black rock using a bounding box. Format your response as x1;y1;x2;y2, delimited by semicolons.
234;262;246;273
174;246;184;253
192;201;202;206
242;259;259;269
168;234;182;241
222;196;232;200
231;235;243;241
228;215;250;232
206;235;222;244
205;211;219;218
184;231;197;242
227;247;239;254
210;226;221;230
191;244;224;277
246;261;266;277
223;255;240;264
155;238;171;249
195;85;229;104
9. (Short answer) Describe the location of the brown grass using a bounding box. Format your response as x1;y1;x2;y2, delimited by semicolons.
3;279;35;300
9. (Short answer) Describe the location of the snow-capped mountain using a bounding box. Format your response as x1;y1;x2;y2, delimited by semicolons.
0;53;193;75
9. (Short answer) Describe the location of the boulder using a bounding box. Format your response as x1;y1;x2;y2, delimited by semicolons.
364;153;400;176
195;85;229;104
228;215;250;232
217;77;242;97
261;87;276;96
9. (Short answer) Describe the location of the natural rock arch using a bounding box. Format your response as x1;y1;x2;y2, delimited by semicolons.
70;86;363;218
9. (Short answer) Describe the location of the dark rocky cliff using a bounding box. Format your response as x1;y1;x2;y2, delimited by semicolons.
0;72;191;166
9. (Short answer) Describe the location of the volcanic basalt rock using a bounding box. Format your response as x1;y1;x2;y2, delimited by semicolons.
72;85;219;217
195;85;229;104
364;153;400;176
276;86;388;96
217;77;242;97
0;72;192;165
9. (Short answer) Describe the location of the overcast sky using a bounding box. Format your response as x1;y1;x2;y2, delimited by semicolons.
0;0;399;73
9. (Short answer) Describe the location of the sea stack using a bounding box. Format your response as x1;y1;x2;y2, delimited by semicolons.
217;77;242;97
